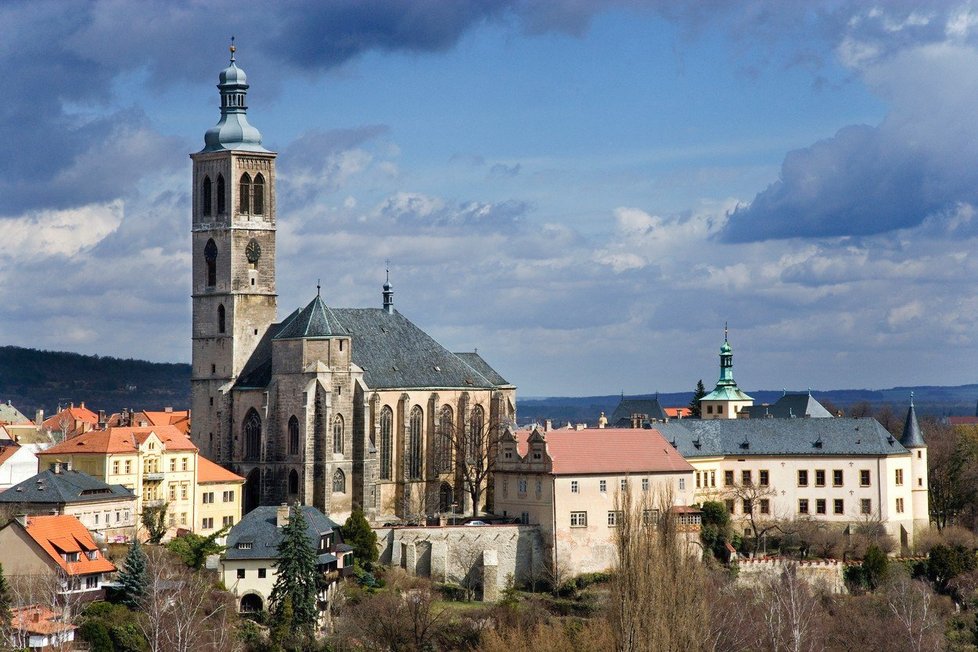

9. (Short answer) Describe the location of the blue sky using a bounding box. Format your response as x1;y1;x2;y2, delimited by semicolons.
2;1;977;397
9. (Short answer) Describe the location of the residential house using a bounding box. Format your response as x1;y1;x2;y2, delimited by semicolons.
0;441;43;492
494;427;695;575
132;408;191;435
41;403;99;440
0;466;136;541
0;514;116;603
221;504;351;614
0;400;32;426
35;425;241;540
197;456;244;537
8;605;76;651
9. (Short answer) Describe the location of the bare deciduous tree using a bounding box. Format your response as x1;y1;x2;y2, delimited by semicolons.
724;481;785;556
884;574;946;652
755;564;825;652
443;410;508;518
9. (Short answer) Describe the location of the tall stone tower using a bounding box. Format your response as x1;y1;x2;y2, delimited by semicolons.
190;44;277;463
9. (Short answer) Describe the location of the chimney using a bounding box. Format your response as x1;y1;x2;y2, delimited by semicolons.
80;402;85;409
276;503;291;528
165;406;173;413
544;419;552;432
34;409;43;425
31;609;40;623
98;410;106;428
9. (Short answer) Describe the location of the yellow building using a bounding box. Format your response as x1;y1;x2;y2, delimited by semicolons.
36;425;242;540
197;456;244;536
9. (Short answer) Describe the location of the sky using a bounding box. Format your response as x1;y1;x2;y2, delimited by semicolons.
2;0;978;397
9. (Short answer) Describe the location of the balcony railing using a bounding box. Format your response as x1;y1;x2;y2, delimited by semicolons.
143;472;164;482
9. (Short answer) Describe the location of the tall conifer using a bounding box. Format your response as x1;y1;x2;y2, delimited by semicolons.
269;505;318;633
117;538;148;610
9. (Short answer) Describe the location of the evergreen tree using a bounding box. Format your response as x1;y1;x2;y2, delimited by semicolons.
689;379;707;418
339;507;378;570
117;538;148;610
269;505;318;635
0;563;11;636
166;526;229;569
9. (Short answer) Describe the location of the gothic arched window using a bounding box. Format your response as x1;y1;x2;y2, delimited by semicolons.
408;405;423;480
202;176;212;216
288;469;299;495
288;415;300;456
216;174;226;214
379;407;393;480
333;415;344;455
204;239;217;287
468;405;484;461
218;304;226;334
333;469;346;493
239;172;251;214
243;408;262;461
437;406;453;473
253;173;265;214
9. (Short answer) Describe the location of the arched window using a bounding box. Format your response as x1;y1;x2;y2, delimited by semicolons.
288;469;299;495
253;173;265;214
332;469;346;493
204;239;217;287
202;176;212;216
468;405;484;461
288;416;300;456
408;405;423;480
217;304;226;334
333;415;344;455
379;407;393;480
239;172;251;214
437;406;453;473
216;174;226;214
243;409;261;461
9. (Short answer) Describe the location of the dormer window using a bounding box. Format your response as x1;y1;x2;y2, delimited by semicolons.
236;542;252;550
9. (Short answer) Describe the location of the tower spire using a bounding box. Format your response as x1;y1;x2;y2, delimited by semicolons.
382;262;394;314
229;35;236;62
201;42;268;153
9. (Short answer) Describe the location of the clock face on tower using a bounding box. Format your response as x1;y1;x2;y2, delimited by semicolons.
245;239;262;264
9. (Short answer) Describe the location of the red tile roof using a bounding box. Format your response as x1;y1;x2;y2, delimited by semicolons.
11;605;76;636
41;405;99;431
0;442;21;467
197;456;244;484
23;515;115;575
516;427;694;475
38;425;197;457
664;407;692;419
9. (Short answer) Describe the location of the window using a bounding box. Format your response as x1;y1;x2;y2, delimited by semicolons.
237;568;245;579
180;512;187;525
521;512;530;525
202;176;213;216
332;469;345;493
204;239;217;286
759;470;769;486
760;499;770;515
216;174;226;214
798;470;809;487
678;478;685;490
724;470;735;486
518;478;527;494
223;515;234;527
861;499;872;515
607;511;622;527
125;460;131;473
718;405;724;414
621;478;628;491
706;405;714;414
696;472;701;488
710;471;716;488
895;469;904;485
169;458;176;472
896;498;905;513
239;172;251;213
169;513;175;526
860;470;871;487
742;470;752;485
599;480;607;493
834;499;844;515
112;460;119;474
742;499;752;514
202;517;214;529
724;499;735;514
169;484;177;500
833;470;843;487
288;416;300;456
253;174;265;214
535;479;542;498
816;498;826;515
641;478;649;492
437;406;453;473
258;568;267;579
408;406;423;480
223;490;235;502
244;408;261;461
182;458;188;471
570;511;587;527
377;406;394;480
202;492;214;504
799;499;809;514
86;575;98;589
643;509;661;524
333;414;344;455
289;469;299;495
218;304;226;333
815;469;826;487
94;513;99;525
571;480;579;494
181;484;188;500
468;405;484;460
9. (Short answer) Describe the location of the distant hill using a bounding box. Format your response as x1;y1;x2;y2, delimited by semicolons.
0;346;190;418
517;385;978;427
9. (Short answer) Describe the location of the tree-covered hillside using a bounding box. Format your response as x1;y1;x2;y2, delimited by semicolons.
0;346;190;416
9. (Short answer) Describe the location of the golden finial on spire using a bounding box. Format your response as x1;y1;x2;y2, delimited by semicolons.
229;36;236;62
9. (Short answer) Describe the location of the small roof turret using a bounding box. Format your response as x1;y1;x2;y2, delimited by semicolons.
274;291;349;340
201;38;268;154
900;392;926;448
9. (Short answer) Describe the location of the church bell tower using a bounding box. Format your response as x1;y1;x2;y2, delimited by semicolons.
190;42;277;462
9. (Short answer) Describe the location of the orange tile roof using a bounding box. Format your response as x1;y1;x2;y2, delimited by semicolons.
23;515;115;575
197;456;244;484
0;442;21;467
140;410;190;427
38;425;197;457
515;427;694;475
11;605;76;636
41;405;99;430
664;407;692;418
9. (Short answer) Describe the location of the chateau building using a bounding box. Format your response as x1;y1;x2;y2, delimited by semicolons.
189;49;515;523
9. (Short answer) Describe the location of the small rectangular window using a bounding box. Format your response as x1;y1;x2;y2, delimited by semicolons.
258;568;267;579
861;499;872;515
641;478;649;492
799;499;809;514
570;480;579;494
798;470;809;487
678;477;685;490
607;511;622;527
760;499;770;515
860;470;871;487
834;499;844;515
237;568;245;579
896;497;905;513
724;470;735;486
759;470;769;486
724;499;735;514
621;478;628;491
815;469;826;487
570;511;587;527
833;470;843;487
742;470;752;485
599;480;607;493
895;469;904;486
816;499;826;515
742;499;752;514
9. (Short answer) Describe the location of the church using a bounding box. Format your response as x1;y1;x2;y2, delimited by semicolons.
189;48;516;524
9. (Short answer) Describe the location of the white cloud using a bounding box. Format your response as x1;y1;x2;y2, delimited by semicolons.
0;200;123;261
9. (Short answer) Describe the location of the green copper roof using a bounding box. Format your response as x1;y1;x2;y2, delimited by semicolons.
200;45;268;154
702;386;753;402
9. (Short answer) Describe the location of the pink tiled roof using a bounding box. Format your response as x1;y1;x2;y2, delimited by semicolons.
38;425;196;456
516;427;693;475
